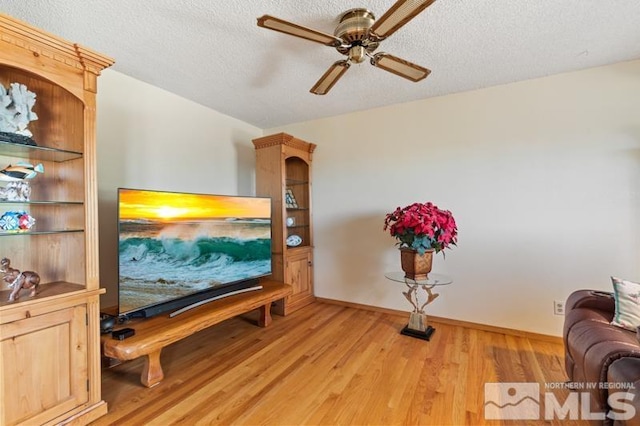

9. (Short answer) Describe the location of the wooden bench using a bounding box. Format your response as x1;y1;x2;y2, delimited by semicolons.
101;280;291;387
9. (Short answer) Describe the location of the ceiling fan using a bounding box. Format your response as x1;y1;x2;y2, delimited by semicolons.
257;0;436;95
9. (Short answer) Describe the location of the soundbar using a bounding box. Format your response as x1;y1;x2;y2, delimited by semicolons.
120;278;261;320
169;285;263;317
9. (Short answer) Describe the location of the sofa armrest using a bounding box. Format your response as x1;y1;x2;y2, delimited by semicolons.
566;289;615;314
607;357;640;425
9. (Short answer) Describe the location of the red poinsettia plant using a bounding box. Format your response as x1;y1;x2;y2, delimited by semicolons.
383;202;458;255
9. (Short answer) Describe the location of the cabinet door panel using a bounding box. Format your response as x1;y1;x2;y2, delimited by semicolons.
0;305;88;426
286;251;312;303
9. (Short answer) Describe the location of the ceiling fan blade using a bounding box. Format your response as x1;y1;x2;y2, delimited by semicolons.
310;61;351;95
371;53;431;82
257;15;342;47
369;0;436;40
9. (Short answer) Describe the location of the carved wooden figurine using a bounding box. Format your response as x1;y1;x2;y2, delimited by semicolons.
1;257;40;301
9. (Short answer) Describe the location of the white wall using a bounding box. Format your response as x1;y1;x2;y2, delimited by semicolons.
96;70;263;307
94;62;639;335
267;60;640;336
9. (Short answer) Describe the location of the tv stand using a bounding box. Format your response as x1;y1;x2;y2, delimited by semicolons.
101;280;291;387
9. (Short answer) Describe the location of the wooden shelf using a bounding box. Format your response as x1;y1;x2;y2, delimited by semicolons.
0;229;84;237
0;281;84;309
0;200;83;205
0;140;83;162
286;225;308;230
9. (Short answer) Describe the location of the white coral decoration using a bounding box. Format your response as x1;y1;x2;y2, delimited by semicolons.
0;182;31;201
0;85;11;132
0;83;38;137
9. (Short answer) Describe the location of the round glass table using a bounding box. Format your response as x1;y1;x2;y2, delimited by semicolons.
384;272;453;341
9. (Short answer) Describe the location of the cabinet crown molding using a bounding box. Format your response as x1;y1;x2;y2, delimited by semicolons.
0;13;114;75
253;132;317;153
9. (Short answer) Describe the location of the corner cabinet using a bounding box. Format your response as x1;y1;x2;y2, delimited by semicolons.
0;14;113;426
253;133;316;315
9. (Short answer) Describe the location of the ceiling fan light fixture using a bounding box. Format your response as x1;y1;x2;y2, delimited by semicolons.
372;53;431;82
348;46;367;63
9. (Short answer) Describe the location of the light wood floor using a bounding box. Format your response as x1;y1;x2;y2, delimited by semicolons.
93;302;580;425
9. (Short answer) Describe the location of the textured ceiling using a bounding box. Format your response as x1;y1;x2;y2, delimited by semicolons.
1;0;640;128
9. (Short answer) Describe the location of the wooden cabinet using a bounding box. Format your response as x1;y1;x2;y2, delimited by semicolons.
0;13;112;426
253;133;316;315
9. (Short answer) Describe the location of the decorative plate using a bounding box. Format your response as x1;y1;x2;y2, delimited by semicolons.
286;234;302;247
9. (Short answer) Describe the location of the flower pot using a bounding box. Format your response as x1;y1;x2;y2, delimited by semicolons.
400;248;434;280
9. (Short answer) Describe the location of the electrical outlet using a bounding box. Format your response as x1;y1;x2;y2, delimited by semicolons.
554;300;565;316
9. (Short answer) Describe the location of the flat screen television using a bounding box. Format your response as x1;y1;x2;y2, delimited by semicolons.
117;188;272;319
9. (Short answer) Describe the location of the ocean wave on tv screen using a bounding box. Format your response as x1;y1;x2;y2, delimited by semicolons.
118;219;271;314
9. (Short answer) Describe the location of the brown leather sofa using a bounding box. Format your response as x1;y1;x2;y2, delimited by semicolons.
564;289;640;425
